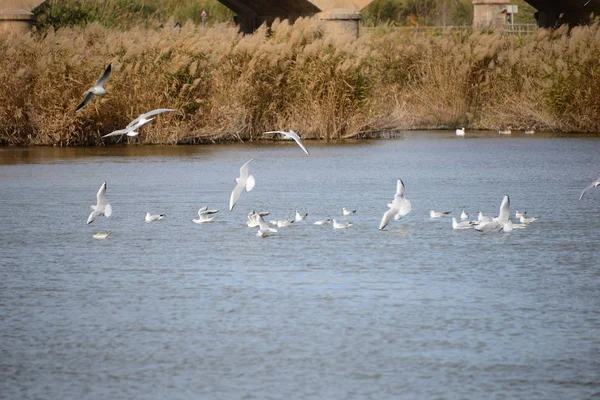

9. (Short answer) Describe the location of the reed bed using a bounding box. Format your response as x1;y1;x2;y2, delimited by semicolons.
1;19;599;145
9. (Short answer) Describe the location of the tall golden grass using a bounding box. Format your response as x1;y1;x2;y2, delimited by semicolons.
1;19;599;145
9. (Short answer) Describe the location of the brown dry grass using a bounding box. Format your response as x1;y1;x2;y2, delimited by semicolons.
1;19;599;145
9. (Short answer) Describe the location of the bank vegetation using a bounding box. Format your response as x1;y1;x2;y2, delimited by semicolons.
1;19;599;145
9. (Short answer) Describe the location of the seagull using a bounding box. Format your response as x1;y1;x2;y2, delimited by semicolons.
515;210;526;219
87;181;112;224
503;220;513;232
229;159;255;211
270;219;294;228
460;210;469;220
102;109;176;141
579;177;600;200
101;118;154;140
474;195;510;232
520;215;539;224
476;211;493;224
295;210;308;221
92;231;112;239
192;206;218;223
456;127;465;137
525;127;535;134
313;218;331;225
333;219;353;229
246;210;269;227
430;210;451;218
342;207;356;216
263;130;310;155
145;212;165;222
452;217;472;230
498;127;512;135
76;63;112;113
379;179;412;230
127;109;176;128
254;213;277;237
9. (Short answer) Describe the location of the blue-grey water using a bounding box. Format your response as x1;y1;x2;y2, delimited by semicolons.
1;132;599;399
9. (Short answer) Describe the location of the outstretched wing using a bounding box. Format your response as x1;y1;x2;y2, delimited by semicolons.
96;182;108;207
229;181;244;211
239;159;253;180
96;63;112;88
75;92;95;113
127;109;175;128
497;195;510;223
379;207;397;230
102;128;129;138
287;131;310;155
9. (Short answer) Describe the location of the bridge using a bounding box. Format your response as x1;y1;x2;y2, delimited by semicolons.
2;0;600;35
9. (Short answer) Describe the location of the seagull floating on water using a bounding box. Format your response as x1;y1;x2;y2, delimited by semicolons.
498;127;512;135
229;159;255;211
520;215;539;224
333;219;353;229
456;127;465;137
313;218;331;225
430;210;451;218
87;181;112;224
263;130;310;155
379;179;412;230
525;127;535;134
76;64;112;113
579;177;600;200
145;212;165;222
460;210;469;220
92;231;111;239
192;206;218;223
515;210;526;219
342;207;356;216
270;218;294;228
452;217;472;230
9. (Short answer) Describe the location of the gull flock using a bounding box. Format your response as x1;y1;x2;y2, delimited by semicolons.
78;64;597;238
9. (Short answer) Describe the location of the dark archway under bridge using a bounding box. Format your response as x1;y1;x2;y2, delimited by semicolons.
524;0;600;28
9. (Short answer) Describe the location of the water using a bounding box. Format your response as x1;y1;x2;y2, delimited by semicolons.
1;132;600;399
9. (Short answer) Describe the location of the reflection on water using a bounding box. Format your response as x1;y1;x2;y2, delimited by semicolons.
1;131;600;399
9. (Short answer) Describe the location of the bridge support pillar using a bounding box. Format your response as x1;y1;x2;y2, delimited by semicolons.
319;8;361;37
472;0;509;29
0;9;34;35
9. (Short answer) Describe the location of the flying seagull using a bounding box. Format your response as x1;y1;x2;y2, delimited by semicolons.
126;109;176;128
379;179;412;230
102;109;176;141
229;159;255;211
87;181;112;224
76;63;112;113
263;130;310;155
101;118;154;140
579;177;600;200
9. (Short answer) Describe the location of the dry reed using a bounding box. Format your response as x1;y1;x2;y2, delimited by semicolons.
1;19;599;146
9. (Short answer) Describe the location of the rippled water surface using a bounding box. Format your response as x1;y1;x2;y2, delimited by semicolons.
1;132;600;399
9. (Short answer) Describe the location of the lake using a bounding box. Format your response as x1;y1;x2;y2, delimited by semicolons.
1;131;599;399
